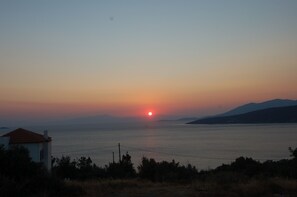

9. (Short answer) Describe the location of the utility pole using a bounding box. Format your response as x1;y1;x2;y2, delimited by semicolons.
118;143;121;163
112;152;115;163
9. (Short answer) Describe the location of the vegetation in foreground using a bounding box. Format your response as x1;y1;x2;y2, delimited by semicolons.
0;146;84;197
68;178;297;197
0;146;297;196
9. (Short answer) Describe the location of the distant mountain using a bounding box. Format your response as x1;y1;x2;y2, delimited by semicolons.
219;99;297;117
188;105;297;124
159;117;198;122
0;127;9;130
176;117;198;121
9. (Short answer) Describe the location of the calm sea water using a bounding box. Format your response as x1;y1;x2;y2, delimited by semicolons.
2;122;297;169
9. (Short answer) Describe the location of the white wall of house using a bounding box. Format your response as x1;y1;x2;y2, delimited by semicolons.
18;143;42;162
0;137;10;149
43;141;52;171
18;142;52;171
20;142;52;171
0;137;52;171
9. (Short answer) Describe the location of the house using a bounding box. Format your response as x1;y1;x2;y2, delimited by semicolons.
0;128;52;171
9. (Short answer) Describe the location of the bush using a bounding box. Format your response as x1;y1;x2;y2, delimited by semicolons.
0;145;47;181
203;147;297;180
105;152;136;178
0;145;83;197
138;157;198;182
52;156;106;180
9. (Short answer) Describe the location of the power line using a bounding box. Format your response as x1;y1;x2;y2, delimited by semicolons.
121;145;234;161
53;144;288;162
121;145;285;162
53;145;116;154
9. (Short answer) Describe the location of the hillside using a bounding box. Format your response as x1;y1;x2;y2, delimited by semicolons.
219;99;297;117
188;105;297;124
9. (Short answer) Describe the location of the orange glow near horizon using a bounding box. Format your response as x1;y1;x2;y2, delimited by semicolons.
1;1;297;122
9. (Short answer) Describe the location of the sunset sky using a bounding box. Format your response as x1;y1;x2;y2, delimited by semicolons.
1;0;297;122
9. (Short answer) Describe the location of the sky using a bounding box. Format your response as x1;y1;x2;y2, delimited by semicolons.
0;0;297;122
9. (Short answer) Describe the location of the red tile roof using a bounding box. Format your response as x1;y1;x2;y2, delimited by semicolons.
2;128;52;144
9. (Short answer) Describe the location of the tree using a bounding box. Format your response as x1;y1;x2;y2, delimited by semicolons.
0;145;77;197
105;152;136;178
138;157;198;182
52;156;106;180
53;156;77;179
0;145;46;180
289;147;297;159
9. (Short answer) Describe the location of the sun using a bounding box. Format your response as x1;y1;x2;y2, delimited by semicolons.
148;112;153;116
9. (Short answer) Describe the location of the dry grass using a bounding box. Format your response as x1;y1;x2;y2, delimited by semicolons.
66;178;297;197
191;178;297;197
68;179;195;197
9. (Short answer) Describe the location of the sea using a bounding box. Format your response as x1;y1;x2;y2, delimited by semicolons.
1;122;297;170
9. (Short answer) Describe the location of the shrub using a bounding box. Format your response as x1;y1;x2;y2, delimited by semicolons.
105;152;136;178
0;145;47;181
138;157;198;182
0;145;85;197
52;156;106;180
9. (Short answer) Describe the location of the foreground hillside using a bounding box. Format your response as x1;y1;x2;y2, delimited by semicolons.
188;105;297;124
68;178;297;197
1;146;297;196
